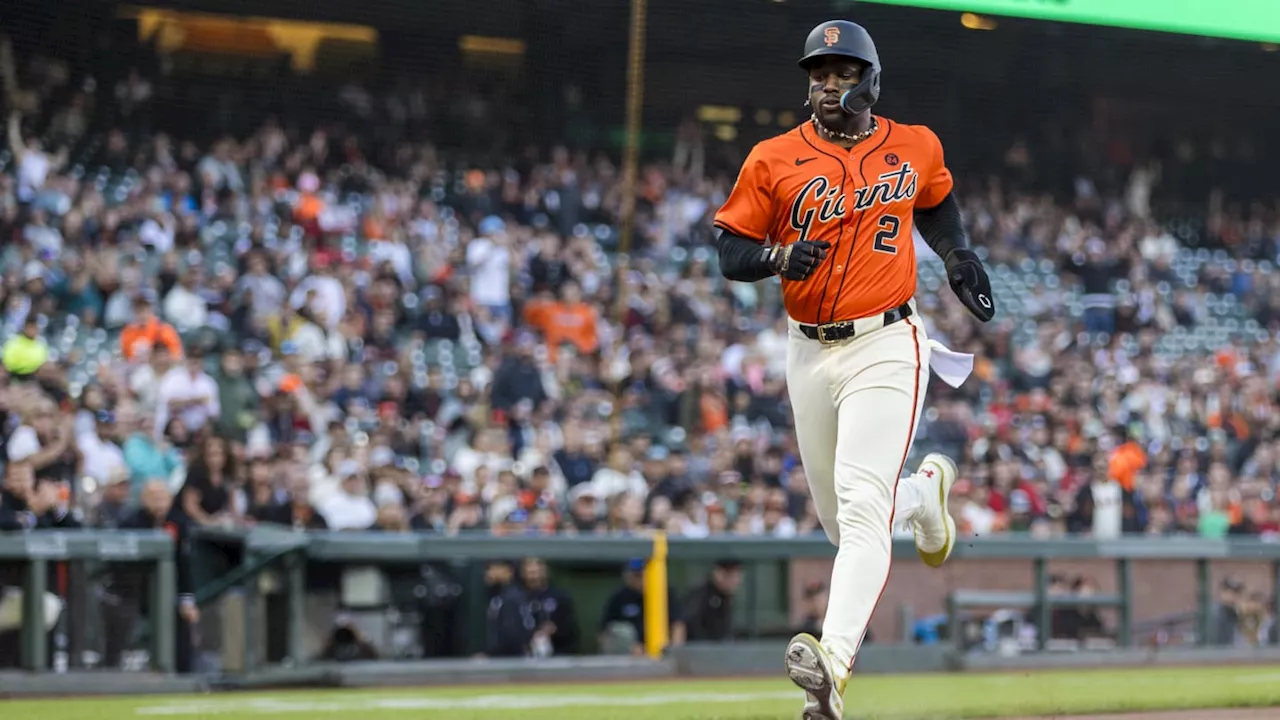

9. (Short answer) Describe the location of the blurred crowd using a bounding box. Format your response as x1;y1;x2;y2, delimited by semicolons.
2;30;1280;556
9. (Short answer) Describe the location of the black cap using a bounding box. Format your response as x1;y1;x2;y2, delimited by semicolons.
798;20;881;71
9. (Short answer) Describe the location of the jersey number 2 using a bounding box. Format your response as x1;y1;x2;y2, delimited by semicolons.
873;215;900;255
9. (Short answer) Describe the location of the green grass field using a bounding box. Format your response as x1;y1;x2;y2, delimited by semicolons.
4;666;1280;720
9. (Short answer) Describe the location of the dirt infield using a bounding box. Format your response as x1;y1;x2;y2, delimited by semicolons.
1009;709;1278;720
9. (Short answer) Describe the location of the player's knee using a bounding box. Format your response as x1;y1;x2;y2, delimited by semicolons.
835;483;894;531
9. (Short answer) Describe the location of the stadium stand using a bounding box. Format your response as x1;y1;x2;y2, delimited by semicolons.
1;20;1279;551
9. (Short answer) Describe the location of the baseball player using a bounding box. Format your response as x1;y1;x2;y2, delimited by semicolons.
713;19;994;720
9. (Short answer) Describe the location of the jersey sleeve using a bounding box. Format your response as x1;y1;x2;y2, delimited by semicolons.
916;127;955;210
714;144;775;242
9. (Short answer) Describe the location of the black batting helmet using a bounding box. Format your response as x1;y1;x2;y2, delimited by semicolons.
798;20;881;114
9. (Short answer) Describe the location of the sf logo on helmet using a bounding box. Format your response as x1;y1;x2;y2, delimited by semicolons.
824;27;840;46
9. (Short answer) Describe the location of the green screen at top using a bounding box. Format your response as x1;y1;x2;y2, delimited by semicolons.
862;0;1280;44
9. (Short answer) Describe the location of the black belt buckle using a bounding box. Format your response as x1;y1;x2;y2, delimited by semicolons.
806;303;911;345
816;321;855;345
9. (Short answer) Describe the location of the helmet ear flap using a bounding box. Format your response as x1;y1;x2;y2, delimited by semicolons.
837;68;881;115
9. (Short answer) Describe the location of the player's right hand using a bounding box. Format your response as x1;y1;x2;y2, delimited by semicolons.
772;240;831;281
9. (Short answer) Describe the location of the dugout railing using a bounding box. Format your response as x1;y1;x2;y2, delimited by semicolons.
4;531;1280;678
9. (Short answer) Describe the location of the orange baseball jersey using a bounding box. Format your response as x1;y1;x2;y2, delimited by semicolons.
714;117;953;325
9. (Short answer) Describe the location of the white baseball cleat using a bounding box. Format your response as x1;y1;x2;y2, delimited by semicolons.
913;453;958;568
785;632;846;720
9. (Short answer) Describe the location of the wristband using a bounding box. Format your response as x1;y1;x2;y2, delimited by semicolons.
763;246;776;267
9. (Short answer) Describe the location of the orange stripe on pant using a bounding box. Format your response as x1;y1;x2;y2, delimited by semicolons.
785;312;930;678
847;315;922;675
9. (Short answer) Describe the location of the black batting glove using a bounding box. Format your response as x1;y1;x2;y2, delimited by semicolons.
771;240;831;281
944;248;995;322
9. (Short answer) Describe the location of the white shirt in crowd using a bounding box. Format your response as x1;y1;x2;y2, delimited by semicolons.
17;150;50;202
290;274;346;330
77;430;127;484
23;222;63;256
288;320;343;364
196;154;244;193
320;490;378;531
154;366;221;437
1091;479;1123;539
747;513;798;538
6;426;41;463
590;467;648;500
451;447;512;487
367;239;415;287
138;215;176;254
129;363;163;413
756;325;789;378
163;286;209;334
960;499;998;537
466;236;511;309
237;272;287;321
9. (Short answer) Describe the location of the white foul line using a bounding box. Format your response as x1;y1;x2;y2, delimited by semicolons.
135;690;801;715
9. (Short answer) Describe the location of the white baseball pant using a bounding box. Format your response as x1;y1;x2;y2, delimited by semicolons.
786;306;931;678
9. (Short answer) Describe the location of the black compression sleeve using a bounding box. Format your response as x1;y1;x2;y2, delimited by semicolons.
914;192;969;261
715;228;775;282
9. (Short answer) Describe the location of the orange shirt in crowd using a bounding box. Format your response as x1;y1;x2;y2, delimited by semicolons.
1108;441;1147;492
363;214;387;241
700;393;729;433
523;299;599;362
121;317;184;362
294;192;324;223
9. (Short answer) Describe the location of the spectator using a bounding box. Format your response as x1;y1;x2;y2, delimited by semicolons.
213;347;260;444
490;332;547;413
483;560;533;658
5;395;72;477
524;280;600;363
121;408;182;492
565;483;603;533
1;315;47;378
417;286;461;342
446;491;487;534
317;615;378;662
466;216;514;324
253;474;328;531
599;559;685;656
374;503;410;532
796;581;829;640
77;409;127;487
120;296;183;363
1056;576;1107;641
319;462;377;531
1236;591;1273;647
683;559;743;642
91;473;133;530
172;435;235;529
289;258;345;333
520;557;579;656
104;481;197;671
1209;577;1244;646
154;349;219;438
591;444;646;500
236;251;286;323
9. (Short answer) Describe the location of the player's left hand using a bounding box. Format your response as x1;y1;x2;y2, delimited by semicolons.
944;248;995;322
